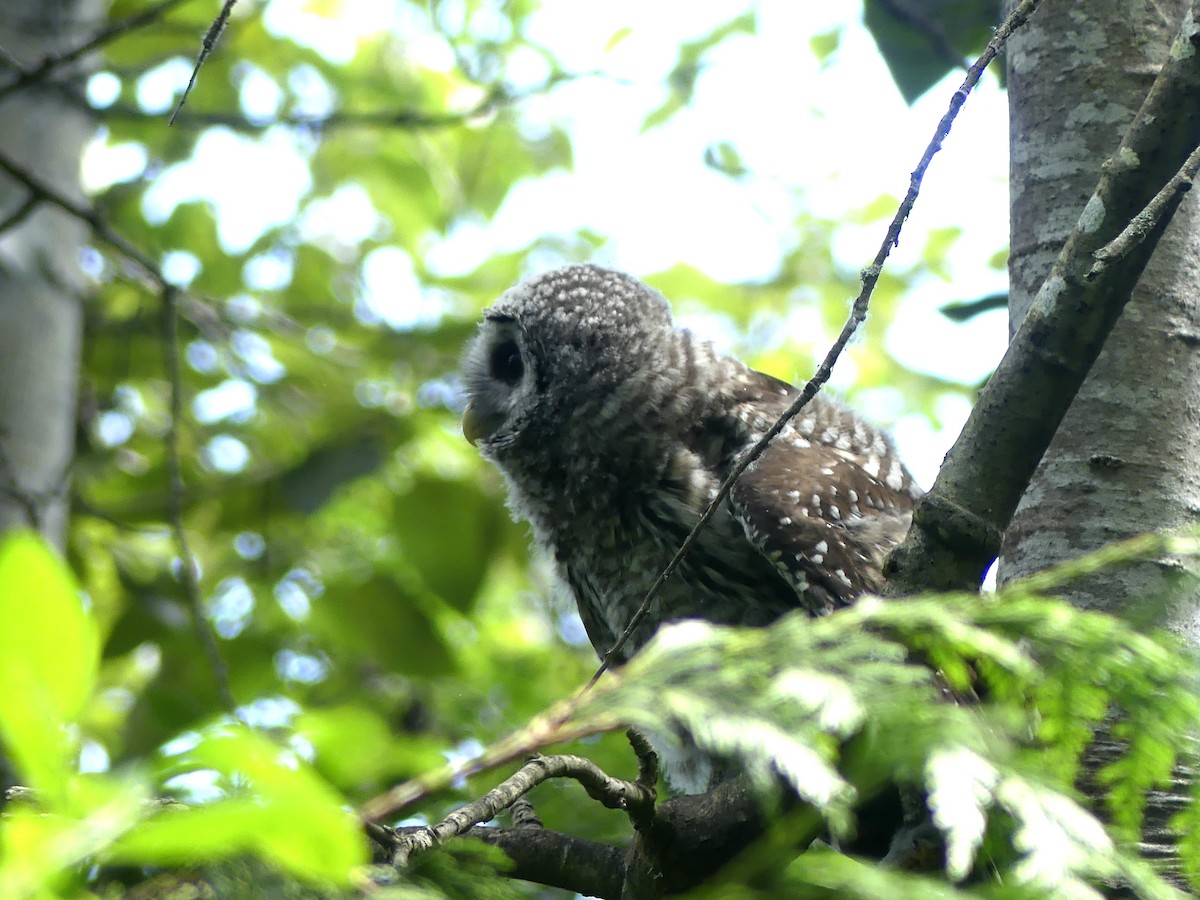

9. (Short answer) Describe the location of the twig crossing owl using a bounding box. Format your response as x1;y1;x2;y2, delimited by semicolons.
462;265;919;787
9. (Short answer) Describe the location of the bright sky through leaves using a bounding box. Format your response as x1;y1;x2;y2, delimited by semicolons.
80;0;1010;488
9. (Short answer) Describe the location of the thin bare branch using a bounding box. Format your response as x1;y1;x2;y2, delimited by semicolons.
170;0;239;125
1088;141;1200;281
0;150;158;277
359;706;603;822
386;753;655;866
162;285;237;715
0;194;38;234
0;148;237;712
584;0;1045;689
0;148;230;340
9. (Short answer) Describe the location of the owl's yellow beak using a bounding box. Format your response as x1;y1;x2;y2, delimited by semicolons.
462;403;485;446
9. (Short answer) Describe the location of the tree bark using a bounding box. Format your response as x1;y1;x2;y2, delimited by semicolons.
0;0;96;548
1002;0;1200;882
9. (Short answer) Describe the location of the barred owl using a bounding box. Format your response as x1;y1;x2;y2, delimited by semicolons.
461;264;919;789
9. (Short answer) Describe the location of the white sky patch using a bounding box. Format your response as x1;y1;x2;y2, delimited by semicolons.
892;391;975;491
209;576;255;639
244;251;294;291
95;410;134;447
299;183;383;254
232;330;287;383
194;378;258;424
71;0;1013;487
79;739;112;774
886;286;1008;385
81;134;147;192
161;250;200;287
287;63;338;119
263;0;400;63
237;696;302;729
234;531;266;560
141;127;312;253
187;340;220;373
203;434;251;474
359;245;439;329
163;769;224;804
87;71;121;108
275;649;328;684
274;578;312;620
237;63;284;121
136;57;193;113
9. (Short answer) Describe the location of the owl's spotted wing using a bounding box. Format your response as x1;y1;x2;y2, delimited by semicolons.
725;372;917;615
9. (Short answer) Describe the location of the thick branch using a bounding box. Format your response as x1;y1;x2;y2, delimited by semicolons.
467;826;626;899
414;778;771;900
886;0;1200;594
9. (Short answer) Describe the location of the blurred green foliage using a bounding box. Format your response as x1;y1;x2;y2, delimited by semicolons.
5;527;1199;897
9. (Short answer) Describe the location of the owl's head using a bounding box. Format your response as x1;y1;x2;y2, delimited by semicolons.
460;264;682;464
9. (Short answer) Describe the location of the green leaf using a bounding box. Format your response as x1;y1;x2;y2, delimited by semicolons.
0;532;100;803
393;477;504;611
703;141;747;177
315;574;456;677
296;705;444;790
0;777;150;898
110;725;367;885
863;0;1001;104
604;27;633;53
643;13;756;132
809;28;842;63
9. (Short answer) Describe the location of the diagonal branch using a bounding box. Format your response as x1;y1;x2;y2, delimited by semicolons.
885;0;1200;596
170;0;238;125
162;285;237;715
0;150;159;277
371;778;772;899
0;0;190;102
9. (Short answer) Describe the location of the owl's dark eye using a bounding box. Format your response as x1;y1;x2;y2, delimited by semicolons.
489;339;524;385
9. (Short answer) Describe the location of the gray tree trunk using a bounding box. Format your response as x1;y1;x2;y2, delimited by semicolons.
1002;0;1200;880
0;0;96;547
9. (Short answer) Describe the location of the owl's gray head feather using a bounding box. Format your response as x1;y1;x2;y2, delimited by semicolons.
461;264;730;528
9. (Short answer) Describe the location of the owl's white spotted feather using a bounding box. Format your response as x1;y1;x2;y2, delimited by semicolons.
462;264;919;791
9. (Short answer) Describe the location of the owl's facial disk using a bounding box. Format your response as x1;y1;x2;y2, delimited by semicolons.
460;313;532;449
461;264;678;458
